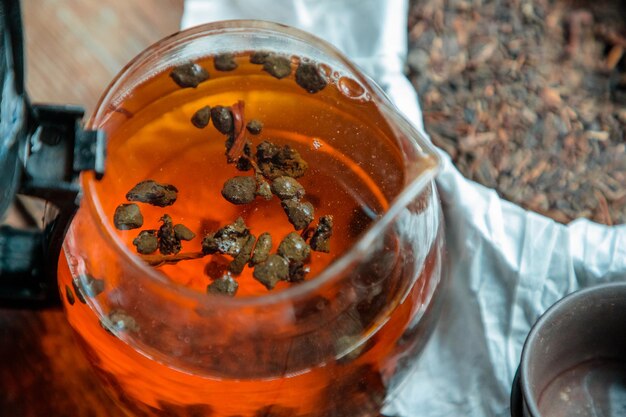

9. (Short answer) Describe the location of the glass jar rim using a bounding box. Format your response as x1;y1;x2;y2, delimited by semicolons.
81;19;441;309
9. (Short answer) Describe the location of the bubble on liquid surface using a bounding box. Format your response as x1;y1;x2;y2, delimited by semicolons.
318;63;332;79
338;76;366;100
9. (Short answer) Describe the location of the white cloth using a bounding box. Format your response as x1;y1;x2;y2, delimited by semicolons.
182;2;626;416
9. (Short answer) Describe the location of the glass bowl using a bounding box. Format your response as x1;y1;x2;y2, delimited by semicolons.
59;20;446;417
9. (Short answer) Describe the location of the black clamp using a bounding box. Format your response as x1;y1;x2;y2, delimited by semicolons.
0;104;105;308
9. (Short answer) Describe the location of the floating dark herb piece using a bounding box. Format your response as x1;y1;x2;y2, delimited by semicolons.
246;119;263;135
157;214;181;255
262;54;292;79
142;251;206;267
191;105;211;128
281;199;315;230
236;157;253;172
211;105;234;134
221;176;257;205
201;217;250;256
278;232;311;262
207;276;239;297
296;62;327;93
214;53;238;71
235;142;253;171
65;285;75;306
229;234;256;275
174;224;196;241
310;215;334;253
113;203;143;230
271;176;305;200
250;232;272;265
256;141;308;179
133;230;158;254
250;51;270;65
287;262;308;283
253;254;289;289
255;176;273;200
126;180;178;207
169;62;209;88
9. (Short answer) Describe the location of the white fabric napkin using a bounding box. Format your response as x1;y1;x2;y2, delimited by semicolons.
181;2;626;416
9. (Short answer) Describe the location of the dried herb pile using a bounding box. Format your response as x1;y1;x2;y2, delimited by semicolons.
408;0;626;224
112;52;334;297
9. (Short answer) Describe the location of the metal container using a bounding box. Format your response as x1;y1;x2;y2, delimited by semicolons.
512;282;626;417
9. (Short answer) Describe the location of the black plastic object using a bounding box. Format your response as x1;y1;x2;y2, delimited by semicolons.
0;0;26;220
0;0;106;308
512;282;626;417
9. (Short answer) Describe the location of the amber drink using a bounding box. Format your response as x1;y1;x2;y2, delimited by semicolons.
59;21;445;417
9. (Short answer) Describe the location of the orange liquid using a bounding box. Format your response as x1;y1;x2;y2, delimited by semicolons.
58;55;444;417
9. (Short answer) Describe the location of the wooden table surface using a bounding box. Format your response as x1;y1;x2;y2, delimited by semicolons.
1;1;183;415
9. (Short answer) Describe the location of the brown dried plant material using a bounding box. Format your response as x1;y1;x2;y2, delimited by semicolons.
250;232;272;265
114;57;341;295
281;198;315;230
235;142;254;172
255;141;308;179
191;106;211;129
169;62;209;88
309;215;334;253
113;203;143;230
262;54;292;79
296;62;327;93
207;276;239;297
255;176;273;200
133;230;159;254
126;180;178;207
228;234;256;275
287;262;308;283
253;254;289;289
221;176;257;204
277;232;311;263
201;217;250;257
246;119;263;134
271;176;306;200
211;105;234;135
250;51;270;65
142;251;206;267
173;224;196;241
408;0;626;225
214;53;238;71
157;214;181;255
